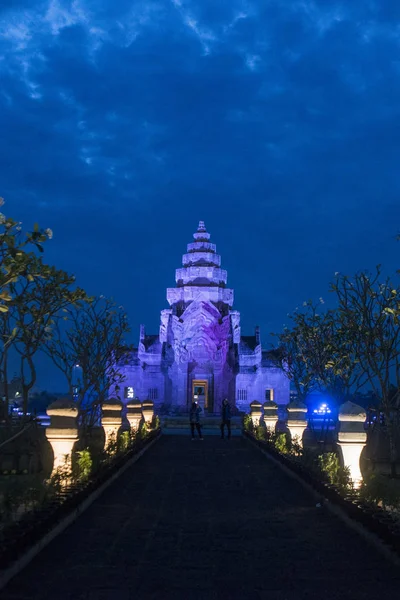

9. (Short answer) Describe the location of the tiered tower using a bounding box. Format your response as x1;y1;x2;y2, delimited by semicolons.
165;221;234;315
157;221;237;411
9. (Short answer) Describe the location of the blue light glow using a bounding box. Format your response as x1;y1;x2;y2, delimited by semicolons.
313;403;332;415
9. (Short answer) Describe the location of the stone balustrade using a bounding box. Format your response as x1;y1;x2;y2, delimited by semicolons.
46;401;79;475
286;400;308;447
102;399;123;449
337;401;367;488
263;400;278;432
249;401;262;427
141;400;155;424
126;399;143;431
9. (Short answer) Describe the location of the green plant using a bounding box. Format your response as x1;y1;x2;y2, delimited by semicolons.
75;448;92;481
255;425;268;441
138;419;148;438
49;456;72;492
118;431;131;453
289;435;303;457
243;414;253;432
317;452;352;490
151;414;160;429
274;433;289;454
104;432;118;457
359;473;400;510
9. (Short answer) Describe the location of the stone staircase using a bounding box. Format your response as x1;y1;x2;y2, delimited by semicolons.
161;415;243;436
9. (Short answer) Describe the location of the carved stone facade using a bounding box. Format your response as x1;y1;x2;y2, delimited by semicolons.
114;222;290;413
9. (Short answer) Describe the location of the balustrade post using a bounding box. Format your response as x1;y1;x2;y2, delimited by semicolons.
126;399;143;431
337;401;367;488
249;401;262;428
46;401;79;476
286;400;308;447
141;399;154;424
263;400;278;433
102;399;123;449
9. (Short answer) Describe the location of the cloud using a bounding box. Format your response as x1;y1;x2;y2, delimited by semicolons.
170;0;217;55
245;53;261;71
44;0;88;36
1;0;400;391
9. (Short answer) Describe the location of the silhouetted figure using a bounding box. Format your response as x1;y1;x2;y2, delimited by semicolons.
190;401;203;440
220;398;231;439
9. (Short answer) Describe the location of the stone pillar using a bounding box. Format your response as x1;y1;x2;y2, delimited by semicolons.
102;399;123;449
337;401;367;488
142;399;154;424
46;401;79;476
250;401;262;427
263;401;278;432
126;399;143;431
286;400;308;446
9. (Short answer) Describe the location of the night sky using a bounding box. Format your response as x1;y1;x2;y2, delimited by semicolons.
1;1;400;390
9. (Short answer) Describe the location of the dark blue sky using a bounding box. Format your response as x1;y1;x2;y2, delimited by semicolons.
1;0;400;390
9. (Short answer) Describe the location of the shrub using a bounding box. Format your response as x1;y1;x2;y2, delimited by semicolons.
138;419;148;439
289;435;303;457
49;456;72;492
318;452;352;490
359;474;400;510
105;432;118;457
118;431;131;453
255;425;268;441
243;414;253;432
75;449;92;481
151;414;160;430
274;433;289;454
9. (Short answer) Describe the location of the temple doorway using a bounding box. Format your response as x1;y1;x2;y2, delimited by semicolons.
192;380;208;411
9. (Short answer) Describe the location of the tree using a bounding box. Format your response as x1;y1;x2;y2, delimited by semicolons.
332;266;400;476
43;297;131;430
272;323;316;404
0;197;52;308
292;302;368;403
0;198;53;417
9;255;86;414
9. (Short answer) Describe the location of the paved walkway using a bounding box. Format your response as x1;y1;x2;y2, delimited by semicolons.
2;436;400;599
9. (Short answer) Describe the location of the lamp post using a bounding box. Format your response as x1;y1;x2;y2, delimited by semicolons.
72;364;81;403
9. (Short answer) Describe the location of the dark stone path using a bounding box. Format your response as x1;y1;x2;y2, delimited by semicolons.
2;436;400;599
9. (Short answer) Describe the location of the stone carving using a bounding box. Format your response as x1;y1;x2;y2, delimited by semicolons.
159;309;171;343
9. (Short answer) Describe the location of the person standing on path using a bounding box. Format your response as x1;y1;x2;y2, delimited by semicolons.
220;398;231;439
189;401;203;440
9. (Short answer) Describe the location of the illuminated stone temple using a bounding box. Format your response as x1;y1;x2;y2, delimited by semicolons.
115;222;289;413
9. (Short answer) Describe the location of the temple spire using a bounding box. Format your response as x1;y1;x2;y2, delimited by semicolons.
193;220;210;242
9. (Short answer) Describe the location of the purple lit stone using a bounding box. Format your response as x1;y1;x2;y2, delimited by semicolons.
111;222;290;413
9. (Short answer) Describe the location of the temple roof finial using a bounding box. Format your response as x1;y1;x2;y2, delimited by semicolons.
192;220;211;242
